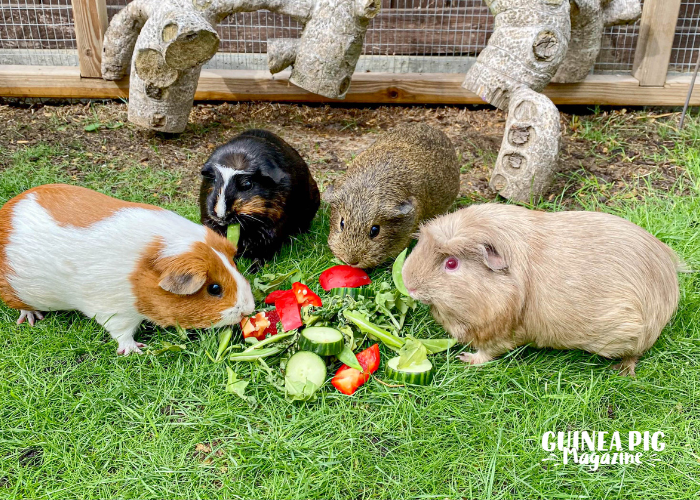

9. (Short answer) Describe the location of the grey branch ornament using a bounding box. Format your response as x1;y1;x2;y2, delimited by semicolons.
102;0;380;133
462;0;641;202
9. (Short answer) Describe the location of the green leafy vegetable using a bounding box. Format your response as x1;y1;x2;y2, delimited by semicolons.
343;310;405;350
84;123;101;132
147;342;186;356
229;347;282;361
284;378;320;402
226;366;255;404
337;344;363;371
418;338;457;354
397;336;428;369
227;224;241;249
242;330;297;352
252;270;299;301
392;248;410;296
216;328;233;362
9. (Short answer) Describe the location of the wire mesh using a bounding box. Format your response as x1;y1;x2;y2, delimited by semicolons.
670;0;700;73
0;0;77;66
1;0;698;76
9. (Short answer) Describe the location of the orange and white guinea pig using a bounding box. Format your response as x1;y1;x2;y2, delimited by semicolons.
0;184;255;355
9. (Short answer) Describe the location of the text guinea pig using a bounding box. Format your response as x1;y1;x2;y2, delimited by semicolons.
199;129;320;261
324;123;460;269
402;203;681;376
0;184;255;355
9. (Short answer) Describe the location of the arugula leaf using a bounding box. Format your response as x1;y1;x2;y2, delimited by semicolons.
148;342;186;356
397;336;428;369
337;345;363;371
252;270;298;301
284;377;320;402
226;366;255;404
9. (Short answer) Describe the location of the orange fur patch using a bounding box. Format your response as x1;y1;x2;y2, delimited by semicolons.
130;230;240;328
232;195;283;221
30;184;162;228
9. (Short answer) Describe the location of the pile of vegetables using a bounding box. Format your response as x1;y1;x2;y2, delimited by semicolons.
206;239;456;402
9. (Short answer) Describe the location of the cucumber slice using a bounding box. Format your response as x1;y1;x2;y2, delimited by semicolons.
385;356;435;385
330;287;360;300
285;351;327;387
298;327;344;356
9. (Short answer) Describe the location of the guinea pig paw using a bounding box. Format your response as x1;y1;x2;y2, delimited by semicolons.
457;351;492;365
116;341;146;356
16;310;44;326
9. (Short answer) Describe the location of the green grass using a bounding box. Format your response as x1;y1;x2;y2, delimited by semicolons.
2;113;700;499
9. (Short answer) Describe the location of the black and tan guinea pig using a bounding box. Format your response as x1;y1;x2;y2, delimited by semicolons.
0;184;255;355
199;129;320;262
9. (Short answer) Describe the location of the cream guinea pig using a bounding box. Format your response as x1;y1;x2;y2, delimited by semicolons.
0;184;255;355
401;203;681;376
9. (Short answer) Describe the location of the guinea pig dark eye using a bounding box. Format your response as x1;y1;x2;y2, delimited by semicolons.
207;283;223;296
340;218;345;231
444;256;460;272
369;225;380;238
237;177;253;191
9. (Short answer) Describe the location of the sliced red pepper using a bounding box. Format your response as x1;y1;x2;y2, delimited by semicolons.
291;282;322;308
331;344;380;395
240;310;281;341
356;343;380;374
274;292;303;331
319;265;371;291
262;309;280;337
264;289;289;305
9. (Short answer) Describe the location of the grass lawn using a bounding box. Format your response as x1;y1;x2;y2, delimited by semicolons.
1;103;700;499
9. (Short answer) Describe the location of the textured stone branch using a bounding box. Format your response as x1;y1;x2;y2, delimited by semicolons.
102;0;379;132
467;0;640;202
489;87;561;202
462;0;571;110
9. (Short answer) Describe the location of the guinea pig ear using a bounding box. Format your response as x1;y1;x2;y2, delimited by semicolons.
478;243;508;272
322;184;338;204
259;163;286;184
201;163;216;180
394;197;416;218
159;271;207;295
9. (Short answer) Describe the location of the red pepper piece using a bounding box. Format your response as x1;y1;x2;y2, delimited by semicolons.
265;289;290;305
331;344;380;395
274;292;303;331
262;309;280;336
291;282;322;308
319;265;371;291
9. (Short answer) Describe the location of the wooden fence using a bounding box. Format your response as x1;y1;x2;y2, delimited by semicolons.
0;0;698;105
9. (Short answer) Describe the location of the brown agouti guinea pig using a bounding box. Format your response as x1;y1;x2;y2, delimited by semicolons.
401;203;681;376
324;124;460;269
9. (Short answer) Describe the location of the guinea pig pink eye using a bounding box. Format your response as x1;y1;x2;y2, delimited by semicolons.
444;257;460;272
207;283;223;296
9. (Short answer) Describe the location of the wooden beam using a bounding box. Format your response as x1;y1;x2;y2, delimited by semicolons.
632;0;682;87
1;66;700;106
70;0;108;78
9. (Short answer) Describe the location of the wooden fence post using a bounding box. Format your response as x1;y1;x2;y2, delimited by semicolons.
71;0;108;78
632;0;682;87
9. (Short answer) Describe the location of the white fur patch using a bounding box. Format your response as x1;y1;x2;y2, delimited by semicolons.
212;250;255;326
213;165;245;218
5;194;207;344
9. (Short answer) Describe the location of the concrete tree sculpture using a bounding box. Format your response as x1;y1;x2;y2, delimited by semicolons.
462;0;641;202
102;0;380;133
